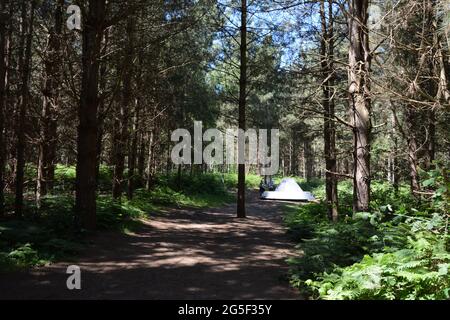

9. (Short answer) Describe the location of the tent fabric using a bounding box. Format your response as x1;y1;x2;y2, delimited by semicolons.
261;178;315;201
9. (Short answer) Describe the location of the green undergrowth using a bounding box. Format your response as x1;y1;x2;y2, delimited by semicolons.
0;170;244;271
285;166;450;300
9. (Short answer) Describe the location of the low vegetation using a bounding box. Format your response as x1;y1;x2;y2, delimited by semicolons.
285;167;450;300
0;168;261;271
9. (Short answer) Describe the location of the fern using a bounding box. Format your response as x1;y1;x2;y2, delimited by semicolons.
287;172;450;300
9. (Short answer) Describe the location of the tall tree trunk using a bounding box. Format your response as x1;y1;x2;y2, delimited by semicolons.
96;27;110;184
390;112;399;194
177;164;182;191
0;0;9;216
137;130;146;185
15;0;36;217
127;98;139;199
425;109;436;169
288;140;292;176
75;0;106;230
405;108;420;193
304;140;314;182
37;0;64;208
112;17;134;200
135;53;145;189
237;0;247;218
146;130;154;190
166;128;171;175
348;0;371;213
321;0;338;221
291;129;299;176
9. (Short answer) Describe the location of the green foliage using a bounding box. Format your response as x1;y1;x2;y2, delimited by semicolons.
286;203;383;292
0;218;82;271
54;165;113;192
0;244;43;269
287;169;450;300
307;233;450;300
420;165;450;217
158;173;228;195
158;172;261;194
0;171;240;270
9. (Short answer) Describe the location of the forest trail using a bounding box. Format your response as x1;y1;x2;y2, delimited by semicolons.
0;192;301;299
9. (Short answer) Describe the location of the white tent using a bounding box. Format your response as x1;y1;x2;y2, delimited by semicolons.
261;178;315;201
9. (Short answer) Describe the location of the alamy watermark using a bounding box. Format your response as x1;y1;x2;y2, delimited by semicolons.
66;5;81;31
171;121;280;176
66;265;81;290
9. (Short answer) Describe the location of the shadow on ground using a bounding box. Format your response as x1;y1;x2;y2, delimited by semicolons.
0;192;301;300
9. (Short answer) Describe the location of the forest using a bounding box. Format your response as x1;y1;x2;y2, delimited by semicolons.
0;0;449;300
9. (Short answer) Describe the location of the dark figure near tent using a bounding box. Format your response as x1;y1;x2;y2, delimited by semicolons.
260;177;275;196
259;180;266;196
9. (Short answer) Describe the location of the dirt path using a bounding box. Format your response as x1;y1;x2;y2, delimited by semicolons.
0;192;301;300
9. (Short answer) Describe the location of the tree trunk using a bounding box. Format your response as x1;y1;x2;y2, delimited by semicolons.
0;0;10;216
390;112;399;194
288;140;292;176
237;0;247;219
75;0;106;230
166;128;171;175
146;130;154;190
291;130;299;176
321;0;338;221
304;140;314;182
96;27;110;184
406;107;420;193
425;110;435;169
348;0;371;213
112;17;134;200
137;130;146;186
127;98;139;199
177;164;182;191
37;0;64;208
15;0;36;217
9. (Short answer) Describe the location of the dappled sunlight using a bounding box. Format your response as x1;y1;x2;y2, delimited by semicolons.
0;191;301;299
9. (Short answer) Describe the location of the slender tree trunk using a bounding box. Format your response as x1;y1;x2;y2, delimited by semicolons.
96;28;110;184
390;112;399;194
166;128;171;175
237;0;247;218
436;34;450;104
304;140;314;182
177;164;182;191
112;17;134;200
135;53;145;188
146;130;154;190
288;140;292;176
37;0;64;208
0;0;10;216
0;0;10;217
408;137;420;192
425;110;435;169
291;129;299;176
75;0;106;230
321;0;338;221
127;98;139;199
137;130;146;185
348;0;371;213
405;107;420;193
344;157;350;175
15;0;36;217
